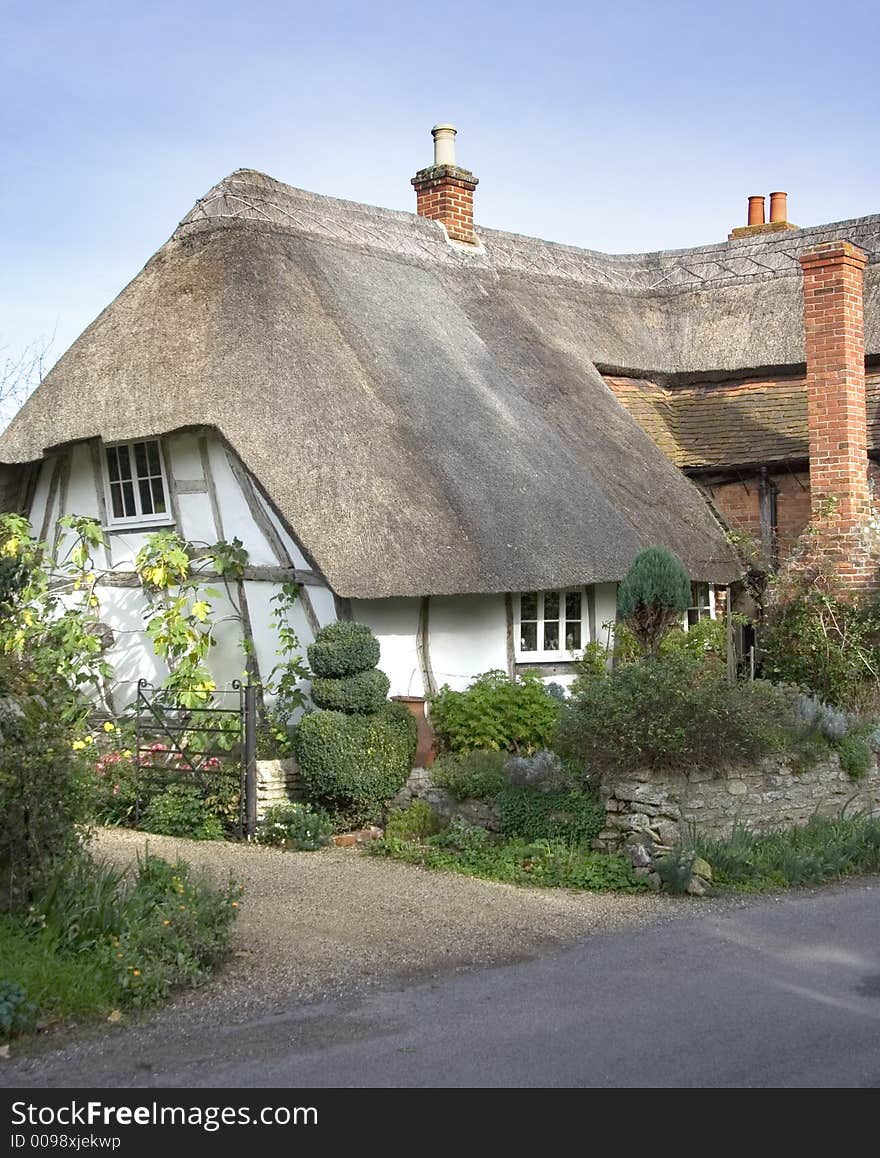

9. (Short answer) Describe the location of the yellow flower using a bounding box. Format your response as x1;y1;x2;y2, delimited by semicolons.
179;904;186;910
162;919;170;926
103;721;116;733
231;901;239;908
122;749;132;759
116;952;123;959
72;739;86;751
133;969;141;977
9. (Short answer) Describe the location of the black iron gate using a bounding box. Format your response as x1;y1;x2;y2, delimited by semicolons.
134;679;256;837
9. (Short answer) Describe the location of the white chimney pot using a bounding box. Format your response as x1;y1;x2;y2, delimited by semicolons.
432;124;457;167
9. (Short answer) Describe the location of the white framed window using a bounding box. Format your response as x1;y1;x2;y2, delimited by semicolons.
104;439;171;527
516;589;587;661
684;582;715;630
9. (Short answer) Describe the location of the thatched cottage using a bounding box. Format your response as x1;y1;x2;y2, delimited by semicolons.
1;125;877;704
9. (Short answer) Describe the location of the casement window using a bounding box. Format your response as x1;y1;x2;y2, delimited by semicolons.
104;440;171;527
684;582;715;629
516;589;586;661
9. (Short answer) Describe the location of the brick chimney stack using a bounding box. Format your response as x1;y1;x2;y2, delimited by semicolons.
412;124;479;246
800;240;875;587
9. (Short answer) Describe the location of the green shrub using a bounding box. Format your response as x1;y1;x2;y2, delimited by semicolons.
557;653;799;776
97;855;240;1006
696;814;880;892
498;786;605;844
431;750;508;801
294;703;416;827
311;668;390;714
428;669;560;754
307;622;380;679
371;827;648;892
0;980;38;1040
140;784;225;841
257;802;333;850
836;733;873;781
762;580;880;711
617;547;692;658
0;658;96;908
384;799;447;842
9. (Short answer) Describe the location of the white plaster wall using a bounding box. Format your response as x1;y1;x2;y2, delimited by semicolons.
594;582;618;658
307;585;337;629
243;579;319;694
177;491;217;545
166;432;204;482
351;597;424;698
428;594;508;692
253;487;311;569
28;459;54;538
206;441;277;563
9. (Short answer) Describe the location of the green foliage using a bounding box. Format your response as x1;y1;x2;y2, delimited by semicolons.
311;667;391;714
762;581;880;712
0;980;38;1040
0;658;96;909
835;733;873;781
307;622;380;679
258;581;310;757
0;513;111;713
257;802;333;851
140;784;226;841
0;853;240;1032
617;547;692;658
557;653;802;776
696;814;880;892
371;826;648;892
430;750;508;801
294;703;417;827
498;786;605;844
428;669;561;755
383;799;447;842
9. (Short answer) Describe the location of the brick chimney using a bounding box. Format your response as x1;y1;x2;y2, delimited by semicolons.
800;240;875;587
411;124;479;245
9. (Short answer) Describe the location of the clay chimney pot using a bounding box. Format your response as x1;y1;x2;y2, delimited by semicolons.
747;196;766;226
769;191;788;223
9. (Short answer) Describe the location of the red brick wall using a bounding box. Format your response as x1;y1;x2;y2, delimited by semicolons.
707;470;811;563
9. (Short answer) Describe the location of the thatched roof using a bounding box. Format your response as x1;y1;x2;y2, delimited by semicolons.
10;171;878;596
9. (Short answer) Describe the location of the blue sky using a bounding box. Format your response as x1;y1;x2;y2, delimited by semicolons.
2;0;879;384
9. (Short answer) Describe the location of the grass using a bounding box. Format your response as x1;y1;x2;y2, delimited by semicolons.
371;819;649;893
0;852;242;1043
695;814;880;892
0;916;118;1028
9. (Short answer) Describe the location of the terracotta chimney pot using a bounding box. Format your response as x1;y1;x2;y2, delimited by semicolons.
769;191;788;223
748;195;766;226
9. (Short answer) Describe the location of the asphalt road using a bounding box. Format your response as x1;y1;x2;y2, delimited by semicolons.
5;881;880;1088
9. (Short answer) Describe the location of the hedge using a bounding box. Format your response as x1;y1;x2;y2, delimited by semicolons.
307;622;381;679
310;668;391;714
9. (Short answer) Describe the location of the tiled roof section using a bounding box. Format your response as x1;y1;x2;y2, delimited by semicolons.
608;373;880;469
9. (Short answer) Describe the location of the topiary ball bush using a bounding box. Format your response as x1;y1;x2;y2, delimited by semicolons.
311;668;391;714
294;703;417;828
307;622;381;679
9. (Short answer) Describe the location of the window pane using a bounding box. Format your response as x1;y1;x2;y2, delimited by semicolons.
110;482;124;519
565;591;581;621
544;592;559;620
691;582;710;609
520;622;537;651
544;622;560;651
687;608;700;629
117;448;132;480
106;447;120;483
134;442;148;477
147;441;161;475
521;593;538;621
122;480;136;516
151;476;167;514
139;478;154;514
565;622;582;650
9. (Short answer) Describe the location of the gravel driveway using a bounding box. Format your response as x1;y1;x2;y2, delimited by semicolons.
2;828;682;1081
93;827;671;1015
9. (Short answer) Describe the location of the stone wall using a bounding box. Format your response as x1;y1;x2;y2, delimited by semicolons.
594;753;880;851
392;767;500;830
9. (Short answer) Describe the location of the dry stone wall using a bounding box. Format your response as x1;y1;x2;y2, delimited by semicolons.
594;753;880;851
